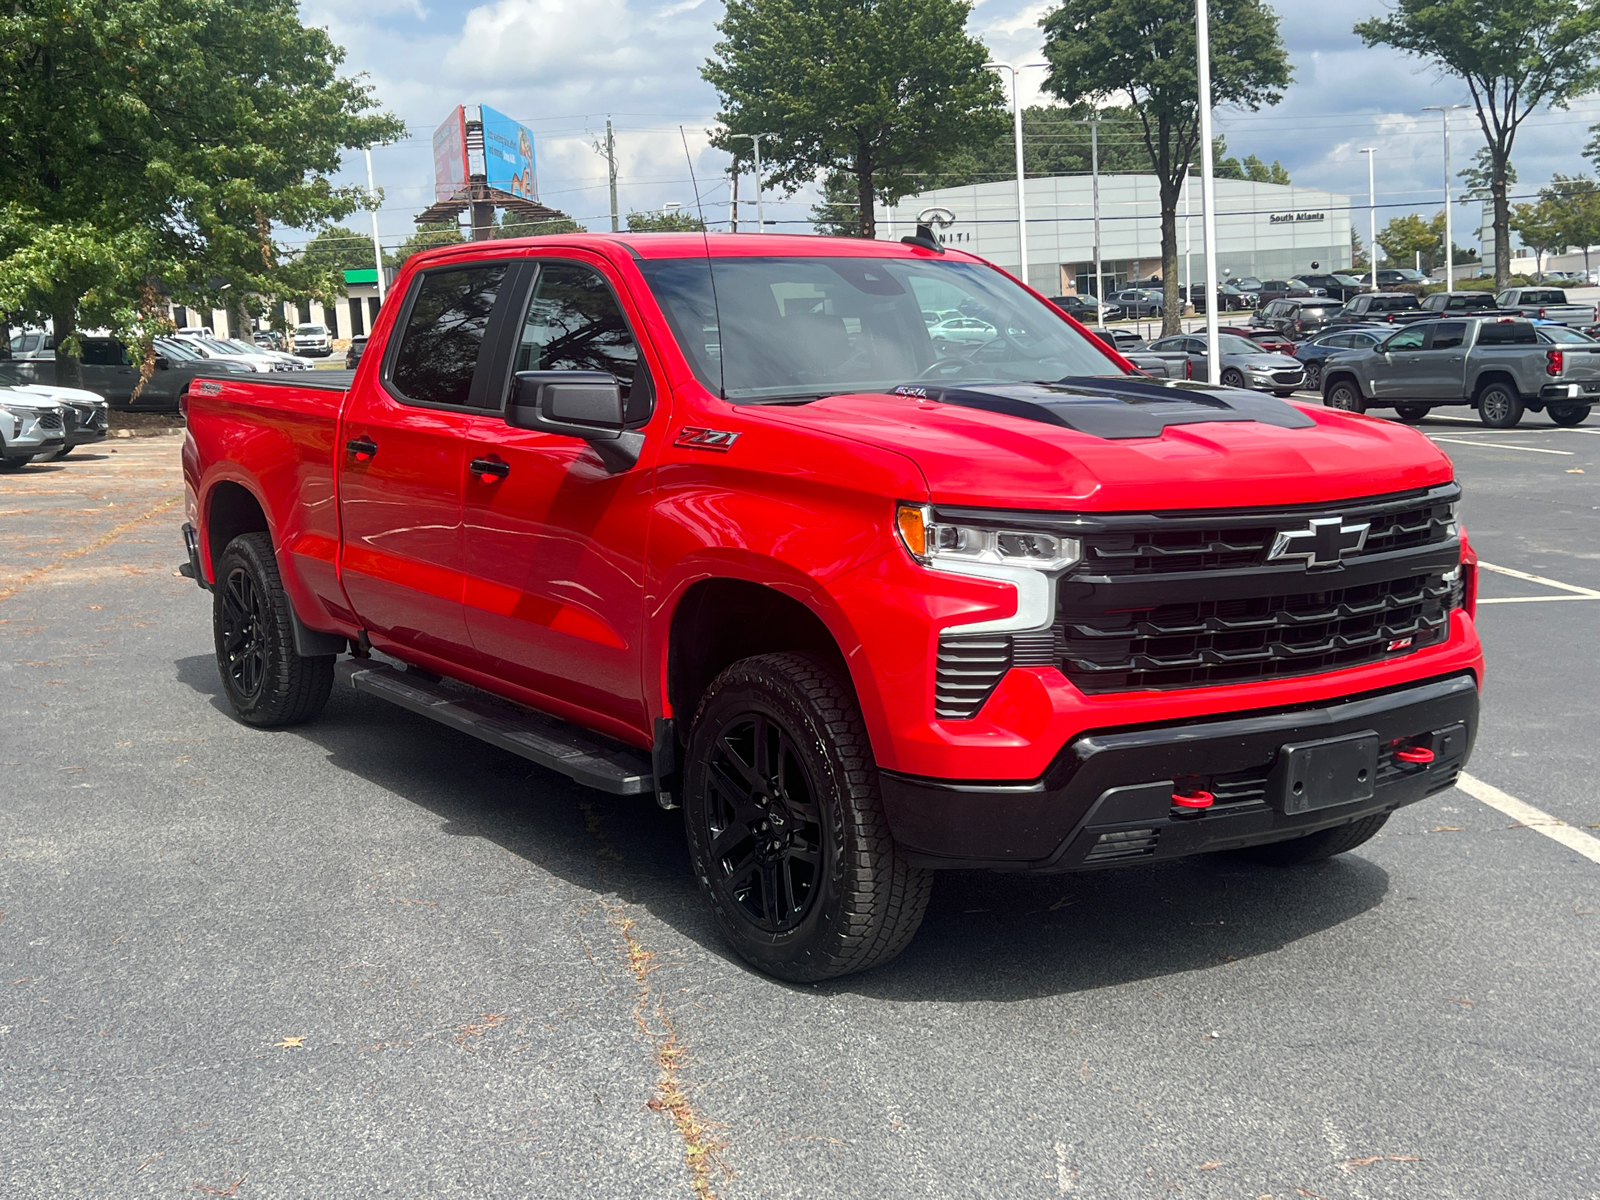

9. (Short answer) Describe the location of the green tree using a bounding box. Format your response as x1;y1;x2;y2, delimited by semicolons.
1214;137;1291;184
0;0;403;385
298;226;381;300
1377;212;1443;271
494;211;587;238
1511;199;1567;277
924;104;1151;189
1357;0;1600;290
1040;0;1292;334
703;0;1006;238
809;173;861;237
1540;174;1600;275
625;209;707;232
390;222;465;269
1351;229;1370;272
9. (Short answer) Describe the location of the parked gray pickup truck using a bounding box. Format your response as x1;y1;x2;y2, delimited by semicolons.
1321;316;1599;427
1495;288;1597;329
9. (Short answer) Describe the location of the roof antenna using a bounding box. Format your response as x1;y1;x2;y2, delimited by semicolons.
681;124;727;400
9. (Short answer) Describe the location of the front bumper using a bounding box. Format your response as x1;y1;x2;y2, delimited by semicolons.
880;671;1477;871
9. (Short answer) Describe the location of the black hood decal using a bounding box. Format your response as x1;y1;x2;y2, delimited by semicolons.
892;377;1316;440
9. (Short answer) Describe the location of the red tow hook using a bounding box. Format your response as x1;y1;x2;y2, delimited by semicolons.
1395;746;1435;765
1172;789;1215;809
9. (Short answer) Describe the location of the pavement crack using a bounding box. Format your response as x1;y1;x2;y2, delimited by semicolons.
0;493;181;603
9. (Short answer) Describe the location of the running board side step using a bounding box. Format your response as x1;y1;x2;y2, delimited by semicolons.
336;659;653;796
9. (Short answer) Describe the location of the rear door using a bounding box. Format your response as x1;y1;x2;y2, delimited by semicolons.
453;255;667;736
337;258;514;663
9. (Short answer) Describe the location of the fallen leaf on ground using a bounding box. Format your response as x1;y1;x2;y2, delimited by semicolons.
1446;998;1474;1007
274;1036;305;1048
1428;825;1463;832
1197;1160;1223;1170
1343;1155;1421;1169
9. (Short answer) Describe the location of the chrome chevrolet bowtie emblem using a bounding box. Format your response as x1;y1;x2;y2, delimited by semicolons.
1269;517;1370;567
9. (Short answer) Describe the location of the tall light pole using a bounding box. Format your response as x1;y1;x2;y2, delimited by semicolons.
1360;148;1377;291
1423;105;1468;289
1195;0;1221;380
364;147;386;306
985;63;1048;282
1084;117;1104;327
727;133;771;231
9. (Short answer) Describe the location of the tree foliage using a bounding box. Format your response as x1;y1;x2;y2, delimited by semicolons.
1214;137;1291;184
924;104;1151;189
1511;198;1567;276
0;0;403;382
1356;0;1600;290
1377;212;1445;270
389;222;466;269
625;209;708;232
1040;0;1292;333
704;0;1006;238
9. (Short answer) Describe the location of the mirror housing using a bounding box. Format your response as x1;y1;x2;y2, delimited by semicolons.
508;370;641;473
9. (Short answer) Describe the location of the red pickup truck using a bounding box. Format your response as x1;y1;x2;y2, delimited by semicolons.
180;233;1483;980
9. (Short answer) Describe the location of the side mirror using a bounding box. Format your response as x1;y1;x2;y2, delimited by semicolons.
508;370;641;473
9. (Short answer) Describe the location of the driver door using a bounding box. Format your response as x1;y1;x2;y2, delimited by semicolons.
1370;325;1428;400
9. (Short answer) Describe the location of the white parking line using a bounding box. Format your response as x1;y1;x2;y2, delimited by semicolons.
1429;436;1575;455
1457;773;1600;866
1477;562;1600;597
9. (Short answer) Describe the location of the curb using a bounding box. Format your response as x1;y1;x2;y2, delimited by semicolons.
108;427;185;439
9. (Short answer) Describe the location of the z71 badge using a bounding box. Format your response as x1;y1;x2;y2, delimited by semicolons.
193;380;224;397
674;427;740;451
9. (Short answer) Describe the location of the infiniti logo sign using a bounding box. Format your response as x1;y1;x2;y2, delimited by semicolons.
1268;517;1371;567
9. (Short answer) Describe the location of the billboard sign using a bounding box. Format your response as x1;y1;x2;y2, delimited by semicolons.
432;107;469;203
480;105;536;200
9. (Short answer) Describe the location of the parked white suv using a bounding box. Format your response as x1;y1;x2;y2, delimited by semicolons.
292;323;332;357
0;395;68;470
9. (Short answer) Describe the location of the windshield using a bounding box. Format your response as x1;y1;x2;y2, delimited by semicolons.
155;338;203;361
296;324;327;334
636;256;1117;401
1218;335;1271;355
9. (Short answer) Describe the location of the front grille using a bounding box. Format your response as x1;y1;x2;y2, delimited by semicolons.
38;410;63;431
1059;573;1452;692
1272;370;1303;385
1078;486;1457;577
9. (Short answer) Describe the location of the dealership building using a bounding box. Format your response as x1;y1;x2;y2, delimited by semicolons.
878;175;1354;296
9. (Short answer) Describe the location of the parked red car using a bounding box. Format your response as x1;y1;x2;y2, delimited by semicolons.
1218;325;1298;356
179;233;1482;980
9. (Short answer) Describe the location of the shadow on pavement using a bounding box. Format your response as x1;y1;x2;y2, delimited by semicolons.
173;653;1390;1003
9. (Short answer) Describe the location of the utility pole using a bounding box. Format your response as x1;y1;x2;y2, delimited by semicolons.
605;119;619;233
365;147;386;305
1361;148;1377;291
728;134;770;231
1183;167;1192;317
1090;118;1104;328
1195;0;1221;381
1423;105;1468;289
730;168;739;233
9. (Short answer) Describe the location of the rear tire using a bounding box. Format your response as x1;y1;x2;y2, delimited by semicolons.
1477;381;1523;428
1235;813;1389;866
1550;403;1591;426
1394;404;1431;424
1325;378;1366;414
212;532;334;727
683;652;931;982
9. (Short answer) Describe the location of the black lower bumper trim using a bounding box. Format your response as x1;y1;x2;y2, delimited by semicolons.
881;672;1478;871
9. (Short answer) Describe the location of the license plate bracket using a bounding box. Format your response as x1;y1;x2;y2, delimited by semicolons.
1272;731;1380;815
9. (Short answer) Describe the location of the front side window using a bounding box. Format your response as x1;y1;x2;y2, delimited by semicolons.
638;255;1118;402
514;261;647;422
390;264;507;407
1386;327;1426;351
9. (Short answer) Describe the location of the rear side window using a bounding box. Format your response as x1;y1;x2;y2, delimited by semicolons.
1477;320;1538;346
1427;322;1467;350
80;339;127;366
390;264;508;407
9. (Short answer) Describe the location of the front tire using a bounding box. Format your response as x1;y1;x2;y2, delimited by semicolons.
212;532;334;726
1325;378;1366;414
1394;404;1431;424
683;652;931;982
1235;813;1389;866
1303;362;1323;391
1220;367;1247;389
1477;381;1523;428
1550;403;1591;426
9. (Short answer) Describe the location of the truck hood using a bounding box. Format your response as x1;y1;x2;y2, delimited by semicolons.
747;377;1453;510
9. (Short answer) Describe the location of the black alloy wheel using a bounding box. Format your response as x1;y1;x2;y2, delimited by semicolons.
702;712;825;934
684;652;931;981
211;532;335;726
1477;381;1523;429
1394;404;1431;424
220;565;268;702
1550;403;1591;426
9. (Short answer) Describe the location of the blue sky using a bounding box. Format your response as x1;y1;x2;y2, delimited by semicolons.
297;0;1600;253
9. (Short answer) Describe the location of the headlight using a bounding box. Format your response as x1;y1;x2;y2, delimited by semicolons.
895;504;1080;572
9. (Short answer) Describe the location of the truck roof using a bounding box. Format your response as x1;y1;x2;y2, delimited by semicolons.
408;231;986;268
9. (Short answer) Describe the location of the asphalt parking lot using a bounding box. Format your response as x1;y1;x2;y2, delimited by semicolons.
3;410;1598;1199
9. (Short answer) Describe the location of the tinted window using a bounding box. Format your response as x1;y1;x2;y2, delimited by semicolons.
1428;322;1467;350
1320;334;1353;348
390;264;507;407
515;262;647;420
1478;321;1538;346
1386;327;1426;351
80;338;127;366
